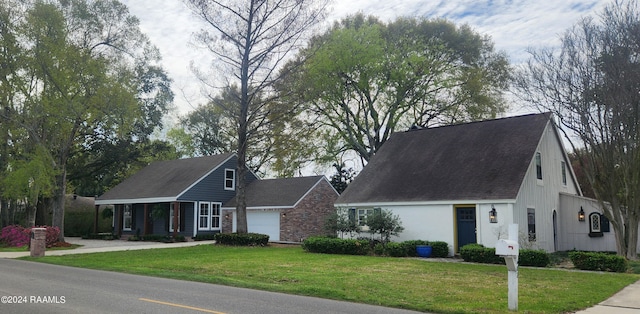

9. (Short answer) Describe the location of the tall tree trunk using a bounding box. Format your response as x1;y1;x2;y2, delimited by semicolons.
627;216;639;260
25;205;36;227
52;169;67;242
35;197;48;226
0;199;8;228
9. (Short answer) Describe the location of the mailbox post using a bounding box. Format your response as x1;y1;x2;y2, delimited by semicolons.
30;227;47;258
495;224;519;311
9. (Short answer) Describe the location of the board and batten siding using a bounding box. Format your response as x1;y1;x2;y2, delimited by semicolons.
557;193;616;251
513;121;580;252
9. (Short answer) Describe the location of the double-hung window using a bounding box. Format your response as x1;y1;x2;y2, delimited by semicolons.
357;209;373;227
199;202;222;231
535;152;543;180
211;203;221;229
199;203;210;230
224;169;235;190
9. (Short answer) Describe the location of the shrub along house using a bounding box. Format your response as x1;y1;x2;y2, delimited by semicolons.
95;153;338;242
335;113;622;256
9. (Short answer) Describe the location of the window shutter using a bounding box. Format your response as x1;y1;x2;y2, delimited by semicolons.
348;208;356;224
601;214;610;232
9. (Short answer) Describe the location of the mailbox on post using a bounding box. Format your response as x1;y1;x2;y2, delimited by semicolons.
496;224;519;311
496;239;519;256
496;239;519;272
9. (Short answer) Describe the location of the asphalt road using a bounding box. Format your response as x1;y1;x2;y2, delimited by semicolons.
0;259;424;314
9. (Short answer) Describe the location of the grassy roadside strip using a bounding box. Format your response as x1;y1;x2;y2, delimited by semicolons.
22;245;639;313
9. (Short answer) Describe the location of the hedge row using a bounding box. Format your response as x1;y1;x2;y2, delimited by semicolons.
127;234;186;243
214;233;269;246
193;234;217;241
302;236;450;257
460;244;550;267
569;251;628;273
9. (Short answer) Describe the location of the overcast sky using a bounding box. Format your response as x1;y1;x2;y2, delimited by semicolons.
119;0;610;117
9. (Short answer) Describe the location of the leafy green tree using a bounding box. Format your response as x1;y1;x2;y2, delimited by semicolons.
513;0;640;259
324;211;360;239
281;14;510;164
0;0;172;240
184;0;329;232
329;163;355;194
366;209;404;244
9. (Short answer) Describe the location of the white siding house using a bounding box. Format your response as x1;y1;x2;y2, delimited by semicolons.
335;113;622;256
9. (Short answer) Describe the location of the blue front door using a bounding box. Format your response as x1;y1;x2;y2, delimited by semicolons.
457;207;477;251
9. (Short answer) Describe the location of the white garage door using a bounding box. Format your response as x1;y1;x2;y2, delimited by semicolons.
247;211;280;241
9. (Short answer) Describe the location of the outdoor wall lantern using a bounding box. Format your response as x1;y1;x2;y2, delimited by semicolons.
578;206;585;222
489;205;498;223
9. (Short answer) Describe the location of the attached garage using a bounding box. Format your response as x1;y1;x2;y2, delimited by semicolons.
222;176;339;243
247;210;280;241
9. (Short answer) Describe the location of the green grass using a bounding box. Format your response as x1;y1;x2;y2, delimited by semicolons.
0;244;81;251
23;245;639;314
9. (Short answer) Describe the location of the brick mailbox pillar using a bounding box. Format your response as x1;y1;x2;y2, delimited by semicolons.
30;228;47;258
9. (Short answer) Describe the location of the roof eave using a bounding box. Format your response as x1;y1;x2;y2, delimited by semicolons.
334;198;517;208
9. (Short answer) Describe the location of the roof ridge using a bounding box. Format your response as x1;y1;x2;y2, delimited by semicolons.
404;112;550;133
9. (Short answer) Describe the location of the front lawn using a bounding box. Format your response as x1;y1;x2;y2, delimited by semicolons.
23;245;639;313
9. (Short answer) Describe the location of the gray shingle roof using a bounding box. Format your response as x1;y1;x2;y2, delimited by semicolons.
96;153;234;202
335;113;552;204
223;176;328;208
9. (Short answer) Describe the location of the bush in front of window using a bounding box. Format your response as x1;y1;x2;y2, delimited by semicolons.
193;234;217;241
214;232;269;246
569;251;628;273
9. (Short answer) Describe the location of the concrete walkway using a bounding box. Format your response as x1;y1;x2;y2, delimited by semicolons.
1;239;638;313
0;237;216;259
573;279;640;313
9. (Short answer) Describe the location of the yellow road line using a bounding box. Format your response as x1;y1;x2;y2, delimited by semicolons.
139;298;227;314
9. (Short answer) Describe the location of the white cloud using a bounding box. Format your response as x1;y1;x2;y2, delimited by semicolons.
120;0;610;115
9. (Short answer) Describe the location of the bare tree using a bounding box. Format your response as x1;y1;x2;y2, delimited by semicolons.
185;0;329;233
513;0;640;259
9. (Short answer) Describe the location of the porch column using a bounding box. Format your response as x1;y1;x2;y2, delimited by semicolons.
94;204;99;234
173;202;179;237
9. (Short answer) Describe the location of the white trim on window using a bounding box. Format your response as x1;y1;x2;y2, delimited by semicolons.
198;202;222;231
590;213;601;233
199;202;210;230
123;204;133;231
561;161;567;186
211;203;221;230
535;152;543;181
169;204;180;232
224;169;236;191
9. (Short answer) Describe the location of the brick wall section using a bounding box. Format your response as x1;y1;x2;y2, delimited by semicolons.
280;179;338;242
221;209;233;234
